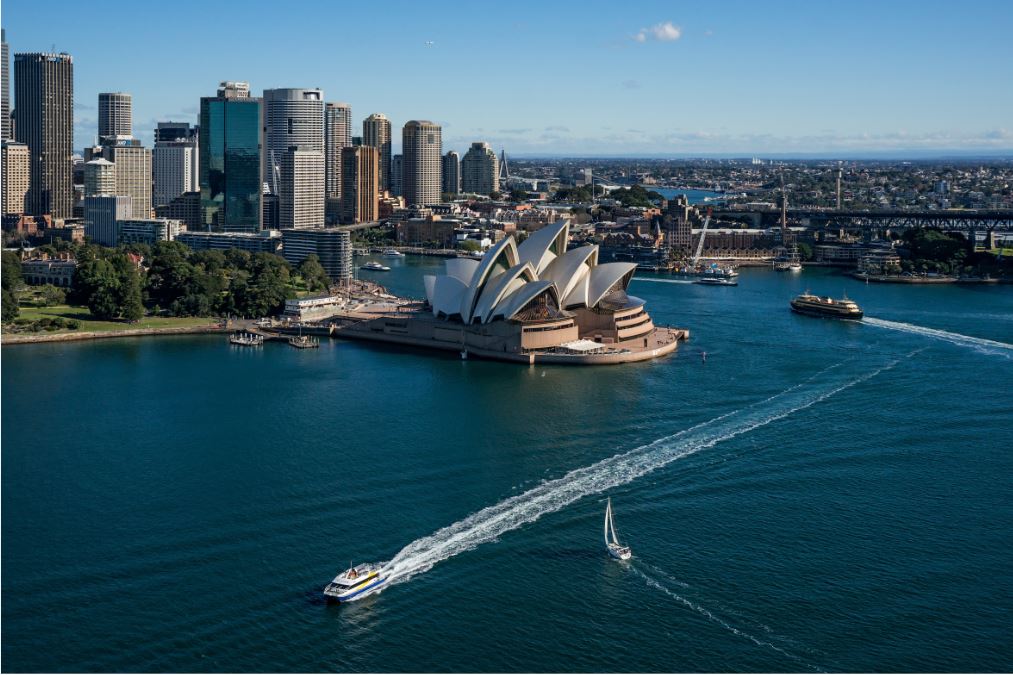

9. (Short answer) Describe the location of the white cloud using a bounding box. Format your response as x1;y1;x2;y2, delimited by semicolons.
633;21;682;43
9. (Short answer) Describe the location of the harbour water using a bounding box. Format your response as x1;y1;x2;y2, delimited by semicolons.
3;262;1012;672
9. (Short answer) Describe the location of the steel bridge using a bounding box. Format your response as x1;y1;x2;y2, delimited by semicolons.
715;208;1013;231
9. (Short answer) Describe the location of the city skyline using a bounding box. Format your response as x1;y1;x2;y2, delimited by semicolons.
3;0;1012;157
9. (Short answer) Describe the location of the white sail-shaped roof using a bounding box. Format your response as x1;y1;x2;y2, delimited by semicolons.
540;245;599;309
587;262;637;308
473;262;538;324
429;275;469;319
494;280;559;322
459;238;519;323
444;258;480;285
516;220;569;274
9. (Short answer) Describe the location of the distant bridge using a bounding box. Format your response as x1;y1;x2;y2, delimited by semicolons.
714;208;1013;231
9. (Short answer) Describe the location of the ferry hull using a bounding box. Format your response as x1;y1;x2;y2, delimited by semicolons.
324;576;388;603
790;303;863;321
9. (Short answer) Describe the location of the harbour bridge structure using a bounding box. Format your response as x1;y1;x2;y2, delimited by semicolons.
714;208;1013;232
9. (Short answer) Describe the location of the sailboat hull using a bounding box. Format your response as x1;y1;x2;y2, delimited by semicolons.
607;544;632;560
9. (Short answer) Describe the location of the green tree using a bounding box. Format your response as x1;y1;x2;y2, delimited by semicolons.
39;284;67;307
1;288;19;322
120;272;145;321
796;242;814;261
458;240;481;252
298;254;330;292
1;251;23;291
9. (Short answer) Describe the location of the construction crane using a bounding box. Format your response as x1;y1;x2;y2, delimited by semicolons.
691;207;713;268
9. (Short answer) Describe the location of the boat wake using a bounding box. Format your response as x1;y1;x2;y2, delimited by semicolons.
630;565;825;672
369;356;908;599
864;317;1013;358
632;277;696;285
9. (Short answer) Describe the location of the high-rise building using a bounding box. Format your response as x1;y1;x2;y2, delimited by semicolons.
278;146;325;229
199;82;262;232
155;191;201;232
340;145;378;224
390;154;403;197
461;142;499;196
363;113;392;192
83;195;131;246
2;140;29;215
83;157;115;197
262;88;324;186
1;30;10;141
98;92;132;139
402;120;441;207
324;102;351;202
99;140;152;218
153;139;198;207
442;150;460;196
14;51;74;218
154;121;198;144
281;227;352;281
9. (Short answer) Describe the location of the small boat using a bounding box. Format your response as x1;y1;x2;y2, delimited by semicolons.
288;334;319;348
323;562;387;603
604;497;632;561
381;249;405;258
360;262;391;271
790;292;863;320
694;277;738;286
774;243;803;272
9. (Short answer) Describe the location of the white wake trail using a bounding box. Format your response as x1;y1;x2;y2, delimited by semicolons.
371;358;904;595
864;317;1013;358
632;277;696;285
630;566;825;672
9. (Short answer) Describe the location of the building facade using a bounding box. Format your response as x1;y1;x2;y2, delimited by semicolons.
263;88;324;185
83;157;116;197
325;102;352;204
340;145;378;224
461;141;499;196
442;151;460;196
199;83;262;232
279;147;325;229
1;29;10;141
153;140;198;207
402;120;441;207
155;191;201;231
14;51;74;218
363;113;392;192
176;230;281;254
117;218;184;246
281;227;352;281
2;140;29;215
98;92;132;139
102;141;153;218
83;195;132;246
390;154;403;197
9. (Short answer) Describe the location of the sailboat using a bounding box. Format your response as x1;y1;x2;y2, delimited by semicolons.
604;497;632;560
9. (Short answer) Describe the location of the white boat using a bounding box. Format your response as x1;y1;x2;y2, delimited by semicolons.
360;261;391;271
604;497;632;560
381;249;405;258
323;562;387;603
774;243;803;272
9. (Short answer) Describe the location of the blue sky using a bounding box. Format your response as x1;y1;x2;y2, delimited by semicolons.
4;0;1012;156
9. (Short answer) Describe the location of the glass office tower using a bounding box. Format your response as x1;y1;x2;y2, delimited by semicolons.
199;88;262;232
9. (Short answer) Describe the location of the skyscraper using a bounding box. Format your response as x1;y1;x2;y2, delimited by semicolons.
402;120;441;207
153;123;198;208
262;88;324;185
90;139;152;218
390;154;403;198
98;92;132;139
279;147;325;229
263;88;324;229
362;113;391;191
1;140;29;215
325;102;351;201
340;146;378;224
461;142;499;196
83;157;115;197
1;30;10;141
442;151;460;196
199;82;262;232
14;51;74;218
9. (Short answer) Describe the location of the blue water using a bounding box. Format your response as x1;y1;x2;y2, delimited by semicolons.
3;262;1013;672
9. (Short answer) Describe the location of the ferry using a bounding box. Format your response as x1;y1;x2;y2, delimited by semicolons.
381;249;405;258
360;262;391;271
323;563;388;603
694;277;738;286
790;292;863;320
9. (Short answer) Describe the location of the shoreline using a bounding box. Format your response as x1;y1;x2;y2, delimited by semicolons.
1;323;228;346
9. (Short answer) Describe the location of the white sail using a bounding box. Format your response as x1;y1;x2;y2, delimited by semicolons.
604;498;612;548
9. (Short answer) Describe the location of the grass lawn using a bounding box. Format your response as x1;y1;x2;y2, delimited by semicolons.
14;304;216;333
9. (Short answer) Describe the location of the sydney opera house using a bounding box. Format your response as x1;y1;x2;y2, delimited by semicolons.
338;221;686;364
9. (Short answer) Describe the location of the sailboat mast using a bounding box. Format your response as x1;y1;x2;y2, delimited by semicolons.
604;498;611;547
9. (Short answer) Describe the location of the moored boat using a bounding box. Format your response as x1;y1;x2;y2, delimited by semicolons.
381;249;405;258
361;262;391;271
323;563;387;602
790;292;863;320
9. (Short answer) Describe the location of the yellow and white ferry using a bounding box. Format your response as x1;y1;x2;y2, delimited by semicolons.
323;563;387;603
